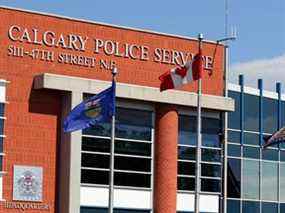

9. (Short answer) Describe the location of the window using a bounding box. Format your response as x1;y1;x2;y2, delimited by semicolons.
227;199;240;213
263;98;278;134
244;94;259;132
178;114;222;193
262;148;278;161
242;201;260;213
243;146;260;159
81;107;153;189
201;178;220;192
261;202;278;213
0;80;7;200
228;144;241;157
80;207;150;213
244;132;259;146
262;161;278;201
227;158;241;198
281;163;285;202
228;130;241;144
242;159;260;200
228;91;240;130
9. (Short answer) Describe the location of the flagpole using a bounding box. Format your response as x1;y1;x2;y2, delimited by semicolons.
108;67;118;213
194;34;203;213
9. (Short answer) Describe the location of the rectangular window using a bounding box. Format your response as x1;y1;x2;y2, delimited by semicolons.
242;201;260;213
280;163;285;202
228;91;241;130
261;202;278;213
81;107;153;189
201;178;220;192
228;144;241;157
228;130;241;144
227;199;240;213
227;158;241;198
242;159;259;200
243;146;260;159
244;132;259;146
0;80;6;201
262;161;278;201
244;94;259;132
263;98;278;134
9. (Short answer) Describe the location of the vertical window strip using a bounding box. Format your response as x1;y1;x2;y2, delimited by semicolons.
276;82;282;213
258;79;263;211
239;75;244;212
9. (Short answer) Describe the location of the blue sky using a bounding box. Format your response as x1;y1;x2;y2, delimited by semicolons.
1;0;285;89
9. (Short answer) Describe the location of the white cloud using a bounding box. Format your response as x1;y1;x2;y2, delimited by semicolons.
229;54;285;91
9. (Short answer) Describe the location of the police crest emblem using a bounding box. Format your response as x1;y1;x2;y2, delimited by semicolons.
13;165;43;201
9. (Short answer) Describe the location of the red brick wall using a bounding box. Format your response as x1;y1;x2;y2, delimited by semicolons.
0;7;225;212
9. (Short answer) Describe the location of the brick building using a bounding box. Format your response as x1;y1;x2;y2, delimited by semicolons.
0;6;236;213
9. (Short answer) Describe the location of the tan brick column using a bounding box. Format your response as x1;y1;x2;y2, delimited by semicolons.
154;104;178;213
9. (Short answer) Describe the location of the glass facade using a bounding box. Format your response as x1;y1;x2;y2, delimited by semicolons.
227;79;285;212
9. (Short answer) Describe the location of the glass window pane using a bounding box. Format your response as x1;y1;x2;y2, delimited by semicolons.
228;144;241;157
83;123;111;137
82;137;110;153
242;159;259;199
228;91;241;130
177;177;195;191
227;199;240;213
81;153;109;169
81;169;109;185
0;103;4;117
178;146;196;160
202;149;221;162
262;202;278;213
115;172;150;188
244;94;259;132
114;156;151;172
281;203;285;213
242;201;260;213
244;132;259;146
228;130;241;144
115;123;151;141
0;119;4;135
178;161;195;176
201;179;220;192
202;117;220;134
282;101;285;127
227;158;241;198
179;115;196;146
115;140;151;156
280;163;285;202
0;136;3;153
0;156;2;171
262;161;278;201
263;98;278;134
201;164;221;177
243;146;260;159
262;148;278;161
202;133;220;148
281;151;285;162
179;131;197;146
83;107;152;141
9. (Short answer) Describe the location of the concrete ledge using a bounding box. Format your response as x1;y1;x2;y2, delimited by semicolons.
34;73;234;112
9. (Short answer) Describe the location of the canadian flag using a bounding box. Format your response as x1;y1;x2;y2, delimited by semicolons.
159;52;203;91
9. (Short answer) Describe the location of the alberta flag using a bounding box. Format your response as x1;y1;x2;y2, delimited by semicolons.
159;52;203;91
63;80;116;132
